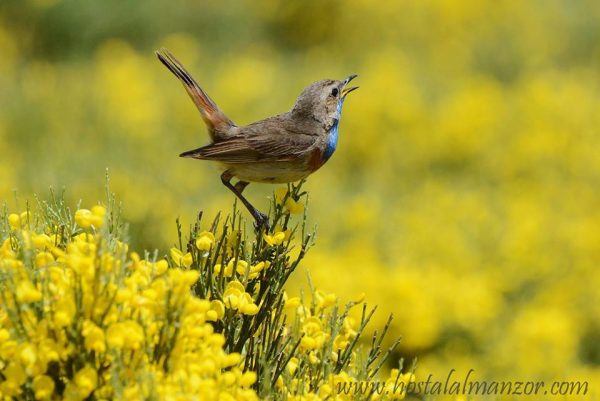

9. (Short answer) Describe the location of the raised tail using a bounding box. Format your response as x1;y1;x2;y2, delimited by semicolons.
155;48;235;141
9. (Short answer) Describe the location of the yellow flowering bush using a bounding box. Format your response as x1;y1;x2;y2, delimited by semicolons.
0;200;259;400
0;185;406;400
165;183;405;400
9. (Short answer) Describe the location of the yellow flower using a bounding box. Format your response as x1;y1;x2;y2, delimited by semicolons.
284;296;301;309
274;187;288;204
195;231;215;251
91;205;106;220
353;292;366;304
284;197;304;214
170;247;193;268
35;252;55;267
287;357;299;375
73;366;98;398
333;335;350;351
319;383;333;398
221;352;241;368
37;339;59;366
32;234;51;249
208;300;225;321
8;213;21;229
342;317;358;337
240;300;259;316
213;263;222;275
16;280;42;303
226;259;249;276
74;206;105;229
124;383;143;400
227;280;245;293
276;376;284;389
53;297;75;328
222;281;258;314
3;362;26;392
263;231;285;246
223;262;234;277
223;288;242;310
154;259;168;274
316;290;337;309
83;320;106;353
239;371;257;387
208;333;226;347
20;211;31;225
74;209;93;228
181;269;200;286
186;297;211;314
0;238;13;256
182;252;194;268
300;317;329;350
273;225;292;239
115;287;132;303
206;310;218;321
33;375;55;400
21;231;32;249
250;261;270;274
300;336;317;350
107;321;144;350
220;371;237;386
18;343;37;370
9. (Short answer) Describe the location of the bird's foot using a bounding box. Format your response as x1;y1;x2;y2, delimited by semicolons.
253;211;270;232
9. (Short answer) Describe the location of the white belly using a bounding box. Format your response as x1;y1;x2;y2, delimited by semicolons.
221;162;310;183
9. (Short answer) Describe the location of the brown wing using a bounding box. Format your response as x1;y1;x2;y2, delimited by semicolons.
180;127;318;163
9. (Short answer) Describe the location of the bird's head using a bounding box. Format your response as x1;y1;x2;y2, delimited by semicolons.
291;75;358;128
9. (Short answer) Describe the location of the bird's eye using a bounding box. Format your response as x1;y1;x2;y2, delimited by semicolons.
331;87;339;97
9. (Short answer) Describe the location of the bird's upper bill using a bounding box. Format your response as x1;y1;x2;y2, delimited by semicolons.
341;74;359;99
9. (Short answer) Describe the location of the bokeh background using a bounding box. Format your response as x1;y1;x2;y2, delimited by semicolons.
2;0;600;397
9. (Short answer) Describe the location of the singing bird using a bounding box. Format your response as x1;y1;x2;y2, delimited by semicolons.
156;48;358;228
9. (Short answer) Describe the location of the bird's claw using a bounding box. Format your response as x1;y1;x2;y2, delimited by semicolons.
253;211;270;232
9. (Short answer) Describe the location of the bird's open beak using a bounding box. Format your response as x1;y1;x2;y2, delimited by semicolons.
341;74;359;98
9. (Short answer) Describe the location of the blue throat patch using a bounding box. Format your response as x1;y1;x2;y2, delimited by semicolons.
323;121;339;161
323;101;344;161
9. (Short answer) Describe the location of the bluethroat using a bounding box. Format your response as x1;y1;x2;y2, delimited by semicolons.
156;48;358;228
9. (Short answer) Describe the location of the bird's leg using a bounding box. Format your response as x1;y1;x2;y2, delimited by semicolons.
221;171;269;229
234;181;249;193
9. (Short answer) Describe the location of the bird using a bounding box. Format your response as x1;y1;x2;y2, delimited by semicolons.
155;48;358;228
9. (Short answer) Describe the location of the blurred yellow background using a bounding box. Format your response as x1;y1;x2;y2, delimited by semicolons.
1;0;599;396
